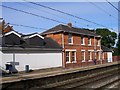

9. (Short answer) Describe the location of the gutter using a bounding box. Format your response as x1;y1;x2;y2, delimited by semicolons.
42;30;101;37
1;47;62;51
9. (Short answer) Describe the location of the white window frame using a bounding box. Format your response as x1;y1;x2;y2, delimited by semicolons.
71;51;76;63
81;36;85;45
88;37;91;46
66;51;70;63
98;51;101;60
65;49;77;63
88;51;92;60
103;52;104;60
81;51;85;62
68;34;73;44
97;39;100;46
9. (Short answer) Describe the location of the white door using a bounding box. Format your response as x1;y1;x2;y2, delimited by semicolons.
107;52;112;62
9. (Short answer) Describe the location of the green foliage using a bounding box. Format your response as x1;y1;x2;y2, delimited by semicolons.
96;28;117;48
113;48;120;56
116;33;120;54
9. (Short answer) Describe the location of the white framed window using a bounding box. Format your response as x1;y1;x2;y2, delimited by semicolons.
98;52;101;60
68;34;73;44
103;52;104;60
81;36;85;45
82;51;85;61
97;39;100;46
66;51;70;63
72;51;76;62
88;37;91;45
88;51;92;60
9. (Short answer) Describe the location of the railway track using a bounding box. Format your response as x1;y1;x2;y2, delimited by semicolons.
41;67;119;89
2;63;120;90
96;79;120;90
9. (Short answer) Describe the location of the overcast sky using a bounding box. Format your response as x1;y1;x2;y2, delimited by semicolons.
1;1;119;34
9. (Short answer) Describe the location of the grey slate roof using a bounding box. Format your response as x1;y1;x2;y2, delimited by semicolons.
44;37;61;49
101;45;112;52
1;31;62;51
41;24;100;37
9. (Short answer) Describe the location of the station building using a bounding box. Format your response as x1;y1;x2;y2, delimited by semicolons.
41;23;113;68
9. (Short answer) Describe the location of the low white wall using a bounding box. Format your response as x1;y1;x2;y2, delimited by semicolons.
1;51;62;71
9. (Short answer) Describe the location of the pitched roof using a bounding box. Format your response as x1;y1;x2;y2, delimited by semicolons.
4;30;21;37
41;24;100;37
22;33;44;39
2;31;62;50
44;37;62;49
101;45;112;52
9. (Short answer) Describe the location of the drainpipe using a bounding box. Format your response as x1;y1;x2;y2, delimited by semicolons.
94;36;96;60
100;39;102;64
62;32;65;68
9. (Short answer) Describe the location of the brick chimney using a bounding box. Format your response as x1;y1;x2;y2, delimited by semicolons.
68;22;72;28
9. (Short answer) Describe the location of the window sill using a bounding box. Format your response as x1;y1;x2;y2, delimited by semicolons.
81;60;86;62
88;44;91;46
72;61;77;63
81;44;85;45
68;43;73;45
66;62;71;64
88;60;92;62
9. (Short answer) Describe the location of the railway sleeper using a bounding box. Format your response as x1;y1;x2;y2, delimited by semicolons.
41;67;119;88
63;70;119;89
78;72;119;89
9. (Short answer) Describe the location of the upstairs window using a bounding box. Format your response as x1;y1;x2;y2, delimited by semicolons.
81;36;84;45
68;34;73;44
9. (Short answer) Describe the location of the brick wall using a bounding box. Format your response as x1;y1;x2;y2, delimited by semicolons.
45;32;109;68
46;33;62;45
113;56;120;62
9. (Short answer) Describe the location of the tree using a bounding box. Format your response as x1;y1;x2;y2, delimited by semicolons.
96;28;117;48
112;33;120;56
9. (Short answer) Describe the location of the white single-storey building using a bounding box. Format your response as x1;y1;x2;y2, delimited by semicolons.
101;45;113;62
0;31;62;72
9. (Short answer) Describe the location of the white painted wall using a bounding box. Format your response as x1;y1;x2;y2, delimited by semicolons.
1;51;62;71
107;52;112;62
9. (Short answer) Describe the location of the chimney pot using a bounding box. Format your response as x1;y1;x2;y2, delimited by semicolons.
68;22;72;28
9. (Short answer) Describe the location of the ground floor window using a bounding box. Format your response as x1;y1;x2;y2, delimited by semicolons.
82;51;85;61
72;51;76;62
98;52;101;60
66;51;70;63
103;52;104;60
88;51;92;60
65;50;76;63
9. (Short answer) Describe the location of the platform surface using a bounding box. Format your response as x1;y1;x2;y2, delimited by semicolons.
1;61;119;84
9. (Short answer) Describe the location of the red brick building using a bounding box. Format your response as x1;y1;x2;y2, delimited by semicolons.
41;23;112;68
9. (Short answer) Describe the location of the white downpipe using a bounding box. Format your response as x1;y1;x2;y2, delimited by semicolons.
100;39;102;64
94;36;96;60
